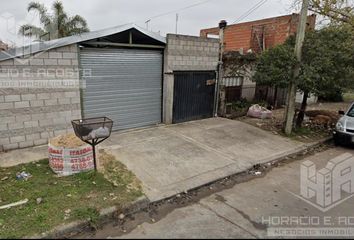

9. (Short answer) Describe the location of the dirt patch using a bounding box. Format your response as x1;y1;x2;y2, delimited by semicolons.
49;133;86;148
235;102;345;143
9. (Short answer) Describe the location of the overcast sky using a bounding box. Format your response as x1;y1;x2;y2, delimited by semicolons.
0;0;296;46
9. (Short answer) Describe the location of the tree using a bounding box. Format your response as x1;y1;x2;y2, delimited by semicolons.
291;26;353;126
310;0;354;26
19;1;89;40
253;45;297;106
253;26;354;127
292;0;354;26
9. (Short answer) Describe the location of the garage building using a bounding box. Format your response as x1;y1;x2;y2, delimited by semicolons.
0;24;219;152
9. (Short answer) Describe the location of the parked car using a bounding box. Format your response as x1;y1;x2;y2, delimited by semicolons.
333;102;354;145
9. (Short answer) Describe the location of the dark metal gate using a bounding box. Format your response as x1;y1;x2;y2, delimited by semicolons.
173;71;216;123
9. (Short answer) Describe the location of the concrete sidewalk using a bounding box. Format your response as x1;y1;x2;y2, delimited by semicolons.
0;117;305;202
101;118;305;201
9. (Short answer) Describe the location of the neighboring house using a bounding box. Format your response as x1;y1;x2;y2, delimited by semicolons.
200;14;317;105
0;41;8;51
0;24;219;153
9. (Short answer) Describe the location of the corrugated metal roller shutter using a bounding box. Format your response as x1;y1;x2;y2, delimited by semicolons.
80;48;163;131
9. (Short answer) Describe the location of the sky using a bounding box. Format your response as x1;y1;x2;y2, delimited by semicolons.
0;0;296;46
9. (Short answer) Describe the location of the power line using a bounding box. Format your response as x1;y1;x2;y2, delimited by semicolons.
145;0;214;22
233;0;269;24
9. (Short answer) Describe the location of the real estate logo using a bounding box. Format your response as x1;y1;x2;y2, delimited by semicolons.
0;11;61;65
295;153;354;212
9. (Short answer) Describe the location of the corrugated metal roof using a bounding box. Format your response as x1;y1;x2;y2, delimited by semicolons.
0;23;166;62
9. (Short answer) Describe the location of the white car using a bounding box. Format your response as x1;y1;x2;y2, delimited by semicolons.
333;102;354;145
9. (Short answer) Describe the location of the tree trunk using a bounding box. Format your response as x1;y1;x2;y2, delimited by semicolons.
296;90;309;128
273;86;278;108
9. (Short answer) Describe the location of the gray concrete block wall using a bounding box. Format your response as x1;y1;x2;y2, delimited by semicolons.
0;44;81;152
164;34;219;72
163;34;219;124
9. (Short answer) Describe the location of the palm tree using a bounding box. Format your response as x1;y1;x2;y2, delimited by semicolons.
19;1;89;41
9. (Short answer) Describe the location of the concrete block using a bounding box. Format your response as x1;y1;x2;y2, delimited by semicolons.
39;119;53;127
0;59;14;66
0;124;8;131
71;59;79;66
63;52;76;59
31;113;45;121
53;118;66;125
0;102;13;110
10;135;26;143
35;52;49;58
40;132;50;139
55;45;72;52
16;114;31;122
37;93;51;100
29;59;44;66
26;133;41;141
45;112;59;118
1;116;15;124
70;97;80;104
24;120;39;128
44;99;58;106
58;59;71;65
13;59;29;66
3;143;19;151
49;52;62;59
14;101;30;109
64;91;77;98
19;140;34;148
8;122;23;130
21;94;36;101
0;137;10;145
44;59;58;65
30;100;44;107
0;96;4;102
54;129;67;136
58;98;71;105
34;139;47;145
50;92;65;98
5;95;21;102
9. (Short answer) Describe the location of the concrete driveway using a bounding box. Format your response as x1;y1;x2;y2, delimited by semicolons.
102;117;305;201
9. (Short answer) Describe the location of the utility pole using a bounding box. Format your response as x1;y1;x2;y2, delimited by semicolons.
284;0;309;135
175;13;179;34
145;19;151;30
217;20;227;117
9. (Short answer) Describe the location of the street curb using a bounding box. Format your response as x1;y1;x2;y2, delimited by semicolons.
28;136;332;239
28;196;150;239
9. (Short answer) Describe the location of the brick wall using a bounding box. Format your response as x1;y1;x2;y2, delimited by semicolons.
200;14;316;52
163;34;219;124
0;44;81;151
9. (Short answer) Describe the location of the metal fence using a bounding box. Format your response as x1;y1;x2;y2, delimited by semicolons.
226;84;287;107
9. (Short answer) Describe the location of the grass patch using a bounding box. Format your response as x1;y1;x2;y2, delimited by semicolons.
279;126;331;142
343;91;354;102
0;156;142;238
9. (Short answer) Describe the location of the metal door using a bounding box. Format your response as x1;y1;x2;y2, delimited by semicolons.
173;71;216;123
80;48;163;131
